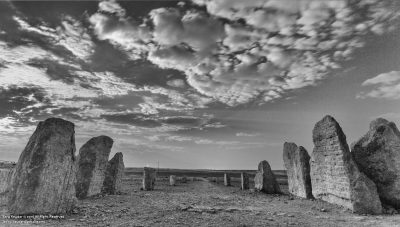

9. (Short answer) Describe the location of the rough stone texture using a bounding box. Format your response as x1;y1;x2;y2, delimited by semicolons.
254;160;281;193
7;118;77;215
311;115;382;214
241;172;249;190
352;118;400;209
224;173;231;186
76;136;113;199
102;152;124;195
170;175;176;186
283;142;313;199
142;167;156;191
0;167;15;205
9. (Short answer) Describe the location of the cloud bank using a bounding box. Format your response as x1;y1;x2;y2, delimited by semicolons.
89;0;399;106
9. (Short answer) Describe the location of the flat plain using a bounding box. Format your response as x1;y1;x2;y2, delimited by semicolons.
1;168;400;227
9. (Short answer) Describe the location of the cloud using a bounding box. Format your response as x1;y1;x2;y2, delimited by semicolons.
13;15;95;61
149;8;224;52
358;71;400;99
100;113;162;128
167;79;185;88
236;132;260;137
89;3;152;60
89;0;399;106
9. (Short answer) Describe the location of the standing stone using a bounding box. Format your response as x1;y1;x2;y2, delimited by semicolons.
283;142;313;199
0;167;15;205
241;172;249;190
102;152;124;195
170;175;176;186
352;118;400;208
224;173;231;186
254;160;281;193
76;136;113;199
142;167;156;190
181;176;187;183
8;118;77;214
310;115;382;214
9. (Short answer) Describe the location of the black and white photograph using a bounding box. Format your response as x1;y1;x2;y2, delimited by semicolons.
0;0;400;226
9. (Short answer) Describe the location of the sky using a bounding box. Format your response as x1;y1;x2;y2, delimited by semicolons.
0;0;400;170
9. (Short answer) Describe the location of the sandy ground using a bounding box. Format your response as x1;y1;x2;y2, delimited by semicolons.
1;177;400;227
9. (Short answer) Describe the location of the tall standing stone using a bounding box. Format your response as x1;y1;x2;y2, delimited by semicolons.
8;118;77;214
241;172;249;190
310;115;382;214
102;152;124;195
352;118;400;208
142;167;156;191
170;175;176;186
254;160;281;193
224;173;231;186
283;142;313;199
0;167;15;205
76;136;113;199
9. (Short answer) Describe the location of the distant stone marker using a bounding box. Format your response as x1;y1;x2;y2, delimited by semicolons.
310;115;382;214
241;172;249;190
181;176;187;183
352;118;400;209
76;135;113;199
170;175;176;186
8;118;77;214
102;152;124;195
142;167;156;190
224;173;231;186
254;160;281;193
283;142;313;199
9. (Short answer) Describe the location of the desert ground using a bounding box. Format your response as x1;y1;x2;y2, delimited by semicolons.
1;168;400;227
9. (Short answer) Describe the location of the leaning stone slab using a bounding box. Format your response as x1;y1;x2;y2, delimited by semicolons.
241;172;249;190
311;115;382;214
142;167;156;190
76;135;113;199
254;160;281;193
170;175;176;186
283;142;313;199
352;118;400;208
8;118;77;215
102;152;124;195
224;173;231;186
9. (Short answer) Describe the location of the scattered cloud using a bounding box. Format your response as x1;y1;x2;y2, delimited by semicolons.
236;132;260;137
89;0;399;106
13;15;95;61
358;71;400;99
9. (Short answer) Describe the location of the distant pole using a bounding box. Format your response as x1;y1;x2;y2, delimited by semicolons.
157;161;159;172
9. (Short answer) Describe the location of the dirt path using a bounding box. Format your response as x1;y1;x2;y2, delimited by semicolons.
1;178;400;226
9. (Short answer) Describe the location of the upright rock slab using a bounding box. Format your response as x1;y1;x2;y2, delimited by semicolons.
8;118;77;215
352;118;400;208
311;115;382;214
170;175;176;186
0;167;15;205
254;160;281;193
283;142;313;199
241;172;249;190
142;167;156;190
76;136;113;199
102;152;124;195
224;173;231;186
